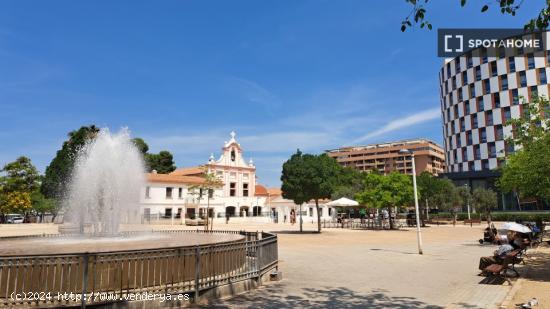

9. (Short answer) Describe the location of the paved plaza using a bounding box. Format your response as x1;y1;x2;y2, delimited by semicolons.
190;223;511;309
0;222;538;308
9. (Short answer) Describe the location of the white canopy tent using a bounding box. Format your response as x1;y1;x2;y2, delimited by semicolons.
326;197;359;207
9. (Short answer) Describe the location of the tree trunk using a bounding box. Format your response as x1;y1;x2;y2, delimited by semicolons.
299;204;303;233
389;207;394;230
452;211;457;226
315;199;321;233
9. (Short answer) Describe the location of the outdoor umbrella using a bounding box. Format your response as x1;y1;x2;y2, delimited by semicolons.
326;197;359;207
502;222;532;234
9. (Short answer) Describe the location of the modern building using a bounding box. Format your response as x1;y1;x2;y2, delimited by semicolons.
140;131;337;223
438;36;550;210
326;139;446;175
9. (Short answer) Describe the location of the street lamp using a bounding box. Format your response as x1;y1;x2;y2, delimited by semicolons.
399;149;423;255
464;184;471;221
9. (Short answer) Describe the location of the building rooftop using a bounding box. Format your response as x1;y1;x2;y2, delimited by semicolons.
169;166;205;177
146;172;207;185
326;138;443;153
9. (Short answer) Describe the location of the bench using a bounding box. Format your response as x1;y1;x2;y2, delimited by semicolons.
484;250;521;283
464;219;481;225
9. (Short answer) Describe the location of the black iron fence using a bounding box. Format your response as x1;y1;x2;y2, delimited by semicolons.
0;230;278;307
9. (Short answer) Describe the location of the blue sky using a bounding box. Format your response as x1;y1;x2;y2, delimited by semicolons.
0;1;545;187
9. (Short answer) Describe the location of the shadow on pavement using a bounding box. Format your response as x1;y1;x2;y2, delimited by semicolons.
270;230;321;234
369;248;417;255
519;244;550;283
193;285;444;309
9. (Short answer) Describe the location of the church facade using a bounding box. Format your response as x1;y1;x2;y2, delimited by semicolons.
140;131;336;224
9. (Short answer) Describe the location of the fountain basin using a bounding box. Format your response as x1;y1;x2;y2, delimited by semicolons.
0;230;278;307
0;231;243;256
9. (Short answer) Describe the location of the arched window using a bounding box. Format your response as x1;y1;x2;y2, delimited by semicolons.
230;149;236;162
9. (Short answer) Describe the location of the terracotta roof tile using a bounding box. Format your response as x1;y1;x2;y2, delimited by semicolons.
169;166;205;177
267;188;282;196
146;173;207;185
255;184;268;196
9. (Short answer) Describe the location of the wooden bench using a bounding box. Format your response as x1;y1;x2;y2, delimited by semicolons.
464;219;481;225
484;250;521;283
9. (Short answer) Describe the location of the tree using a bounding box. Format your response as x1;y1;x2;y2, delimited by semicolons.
131;138;149;154
281;150;341;232
145;151;176;173
1;191;32;215
456;185;472;215
416;171;441;218
432;179;462;225
188;168;223;231
332;167;365;200
499;96;550;205
356;172;413;229
507;95;550;150
0;156;41;222
499;134;550;204
355;172;384;210
41;125;99;199
31;191;57;223
130;137;177;173
471;188;498;225
402;0;550;32
1;156;40;192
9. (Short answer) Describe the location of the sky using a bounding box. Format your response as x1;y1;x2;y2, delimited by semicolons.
0;0;546;187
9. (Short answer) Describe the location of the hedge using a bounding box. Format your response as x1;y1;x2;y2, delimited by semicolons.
428;212;550;222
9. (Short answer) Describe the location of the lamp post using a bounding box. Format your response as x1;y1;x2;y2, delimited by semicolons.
464;184;471;221
399;149;423;255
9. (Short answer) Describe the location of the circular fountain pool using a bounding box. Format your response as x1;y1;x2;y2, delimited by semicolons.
0;231;244;256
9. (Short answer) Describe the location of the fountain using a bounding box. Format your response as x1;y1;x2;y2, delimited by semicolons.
0;128;278;307
64;128;145;235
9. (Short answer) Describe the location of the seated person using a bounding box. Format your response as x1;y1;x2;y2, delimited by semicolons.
495;234;509;245
478;244;514;271
479;224;498;244
511;232;530;250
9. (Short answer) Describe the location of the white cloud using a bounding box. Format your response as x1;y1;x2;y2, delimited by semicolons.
225;77;280;110
353;108;441;144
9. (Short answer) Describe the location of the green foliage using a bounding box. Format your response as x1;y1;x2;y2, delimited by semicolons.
31;191;57;214
356;172;413;209
145;151;176;174
499;96;550;202
131;138;149;154
431;178;461;215
506;95;550;150
188;169;223;230
1;191;31;214
281;150;342;232
416;171;440;208
130;137;176;173
0;156;41;215
499;134;550;201
431;212;550;222
455;185;471;210
402;0;549;32
41;125;99;199
1;156;40;193
331;167;365;200
471;187;498;220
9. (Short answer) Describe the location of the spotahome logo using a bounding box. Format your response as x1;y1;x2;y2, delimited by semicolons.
437;29;548;57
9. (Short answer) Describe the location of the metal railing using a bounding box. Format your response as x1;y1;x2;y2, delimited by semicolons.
321;218;406;230
0;230;278;307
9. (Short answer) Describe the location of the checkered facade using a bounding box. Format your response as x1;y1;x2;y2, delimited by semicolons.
439;48;550;173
